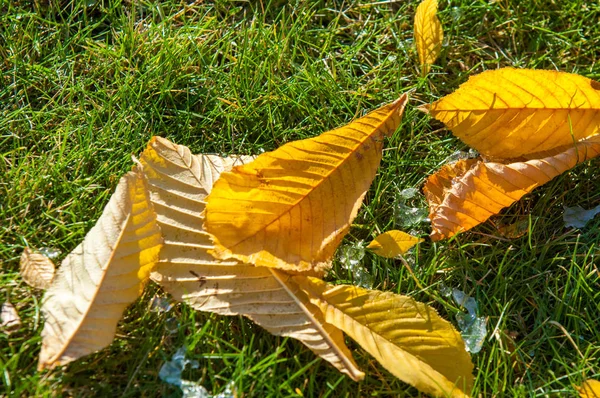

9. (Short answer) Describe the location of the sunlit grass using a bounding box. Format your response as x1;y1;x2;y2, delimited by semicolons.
1;1;599;396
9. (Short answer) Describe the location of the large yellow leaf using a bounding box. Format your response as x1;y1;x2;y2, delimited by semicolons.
414;0;443;76
204;95;408;274
139;136;364;381
38;168;162;370
576;380;600;398
424;137;600;240
295;276;474;397
424;68;600;158
366;230;424;258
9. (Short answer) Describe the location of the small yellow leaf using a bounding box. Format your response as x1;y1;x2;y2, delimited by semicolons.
424;137;600;240
425;68;600;159
38;167;162;370
140;137;364;381
576;380;600;398
205;95;408;274
295;276;474;397
366;230;423;258
19;247;56;289
414;0;443;76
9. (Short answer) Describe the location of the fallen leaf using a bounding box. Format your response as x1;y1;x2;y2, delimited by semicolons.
414;0;443;76
563;204;600;228
140;136;364;381
38;167;163;370
295;276;474;397
424;137;600;240
576;380;600;398
205;95;408;274
366;230;424;258
424;68;600;159
1;302;21;333
19;247;56;289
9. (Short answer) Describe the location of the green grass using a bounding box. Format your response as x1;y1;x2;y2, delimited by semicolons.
1;0;599;396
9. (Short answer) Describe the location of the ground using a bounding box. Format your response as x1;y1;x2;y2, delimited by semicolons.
1;0;599;396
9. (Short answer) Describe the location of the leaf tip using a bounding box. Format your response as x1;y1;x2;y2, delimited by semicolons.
417;104;431;114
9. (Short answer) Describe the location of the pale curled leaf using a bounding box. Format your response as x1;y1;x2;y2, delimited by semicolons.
20;247;56;289
294;277;474;397
205;95;408;274
366;230;423;258
1;302;21;333
38;168;162;370
425;68;600;159
424;137;600;240
139;136;364;381
414;0;443;76
576;380;600;398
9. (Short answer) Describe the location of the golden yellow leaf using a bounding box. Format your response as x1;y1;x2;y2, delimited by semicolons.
366;230;424;258
424;68;600;159
38;167;162;370
19;247;56;289
205;95;408;274
576;380;600;398
295;276;474;397
139;136;364;380
424;137;600;240
414;0;443;76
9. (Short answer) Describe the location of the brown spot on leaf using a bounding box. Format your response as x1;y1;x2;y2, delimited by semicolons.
591;80;600;90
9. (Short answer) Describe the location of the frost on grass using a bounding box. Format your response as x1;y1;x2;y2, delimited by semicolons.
159;347;235;398
440;284;487;353
563;204;600;228
338;242;373;288
395;188;428;228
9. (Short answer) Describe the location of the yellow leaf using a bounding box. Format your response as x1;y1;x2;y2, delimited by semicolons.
19;247;56;289
294;276;474;397
424;137;600;240
205;95;408;274
576;380;600;398
414;0;443;76
139;136;364;381
424;68;600;159
366;230;424;258
38;168;162;370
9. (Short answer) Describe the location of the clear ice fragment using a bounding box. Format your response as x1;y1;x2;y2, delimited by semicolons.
150;295;174;313
450;288;487;354
38;247;61;259
563;204;600;228
159;347;235;398
338;243;372;288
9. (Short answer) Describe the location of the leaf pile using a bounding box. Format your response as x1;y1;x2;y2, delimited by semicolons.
33;95;474;397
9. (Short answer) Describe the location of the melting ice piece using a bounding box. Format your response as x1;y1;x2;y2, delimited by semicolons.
38;247;61;259
395;188;428;227
159;347;235;398
338;243;373;288
451;289;487;354
439;282;452;297
150;295;174;313
159;347;205;398
563;204;600;228
399;188;419;200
